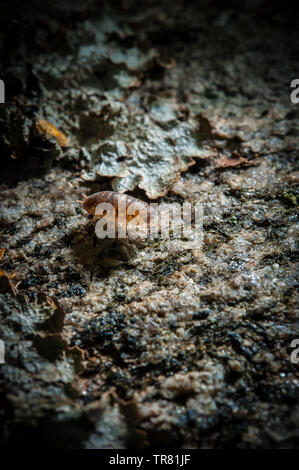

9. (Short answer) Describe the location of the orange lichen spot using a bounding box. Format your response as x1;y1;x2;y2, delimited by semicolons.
36;120;68;147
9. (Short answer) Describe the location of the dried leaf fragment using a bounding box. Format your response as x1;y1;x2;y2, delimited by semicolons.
0;272;18;296
0;249;5;263
0;249;16;280
216;155;259;169
36;120;68;147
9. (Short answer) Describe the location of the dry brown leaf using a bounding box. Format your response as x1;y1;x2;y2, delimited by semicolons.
216;156;259;169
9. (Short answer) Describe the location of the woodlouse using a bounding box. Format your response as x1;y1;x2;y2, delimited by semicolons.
78;191;156;238
78;191;149;216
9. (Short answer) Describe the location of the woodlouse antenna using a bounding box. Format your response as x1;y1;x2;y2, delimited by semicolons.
78;194;88;205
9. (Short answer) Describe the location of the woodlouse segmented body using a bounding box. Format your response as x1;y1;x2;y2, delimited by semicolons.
79;191;153;226
79;191;148;214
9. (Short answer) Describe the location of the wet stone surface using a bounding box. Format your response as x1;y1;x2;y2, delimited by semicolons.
0;0;298;448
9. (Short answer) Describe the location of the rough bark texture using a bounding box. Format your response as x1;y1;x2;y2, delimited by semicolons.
0;0;298;448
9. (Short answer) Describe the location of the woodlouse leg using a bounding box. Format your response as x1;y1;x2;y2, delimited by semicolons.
85;215;98;228
117;241;139;260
